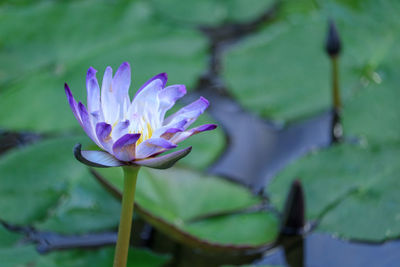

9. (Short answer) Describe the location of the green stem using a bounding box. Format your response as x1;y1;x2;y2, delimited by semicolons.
331;56;341;110
113;166;139;267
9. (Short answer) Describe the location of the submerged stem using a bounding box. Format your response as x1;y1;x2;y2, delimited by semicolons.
113;166;139;267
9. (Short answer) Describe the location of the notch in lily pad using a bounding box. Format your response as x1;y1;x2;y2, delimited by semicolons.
280;179;306;235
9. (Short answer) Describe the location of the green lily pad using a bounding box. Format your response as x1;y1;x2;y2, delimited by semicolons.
317;156;400;242
0;136;121;234
0;225;38;267
100;166;279;247
36;173;122;234
0;225;21;247
268;144;374;220
34;247;170;267
342;62;400;146
222;0;398;123
0;136;85;224
277;0;318;18
0;225;169;267
0;0;207;132
0;244;39;267
267;142;400;242
149;0;275;26
183;211;278;245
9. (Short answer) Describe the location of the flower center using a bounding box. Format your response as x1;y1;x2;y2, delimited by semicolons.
137;122;153;145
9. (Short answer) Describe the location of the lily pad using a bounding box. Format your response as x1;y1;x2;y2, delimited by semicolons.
0;224;37;267
317;146;400;241
267;142;400;241
0;0;207;132
99;166;279;248
149;0;275;27
183;212;278;245
34;247;170;267
36;174;121;234
0;225;169;267
267;144;374;220
342;63;400;146
0;136;121;234
222;0;397;123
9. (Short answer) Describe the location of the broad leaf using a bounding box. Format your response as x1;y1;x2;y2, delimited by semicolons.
0;0;207;132
149;0;275;26
342;63;400;146
268;143;400;241
0;225;169;267
100;167;279;247
0;136;120;234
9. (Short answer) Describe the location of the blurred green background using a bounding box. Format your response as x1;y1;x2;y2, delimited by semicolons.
0;0;399;266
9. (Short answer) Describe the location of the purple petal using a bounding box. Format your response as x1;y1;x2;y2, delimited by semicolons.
112;133;141;161
160;127;184;139
112;62;131;110
147;138;177;149
135;138;177;159
96;122;112;151
158;84;186;120
74;144;124;167
86;67;100;113
65;83;83;126
171;124;217;144
78;102;98;144
134;73;167;99
192;123;217;132
153;118;188;138
112;120;130;140
163;97;210;128
134;146;192;169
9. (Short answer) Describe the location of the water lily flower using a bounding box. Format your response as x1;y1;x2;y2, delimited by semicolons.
65;62;216;267
65;62;216;169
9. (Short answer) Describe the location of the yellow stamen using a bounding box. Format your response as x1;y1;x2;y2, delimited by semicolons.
136;122;153;146
137;130;144;145
146;122;153;139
